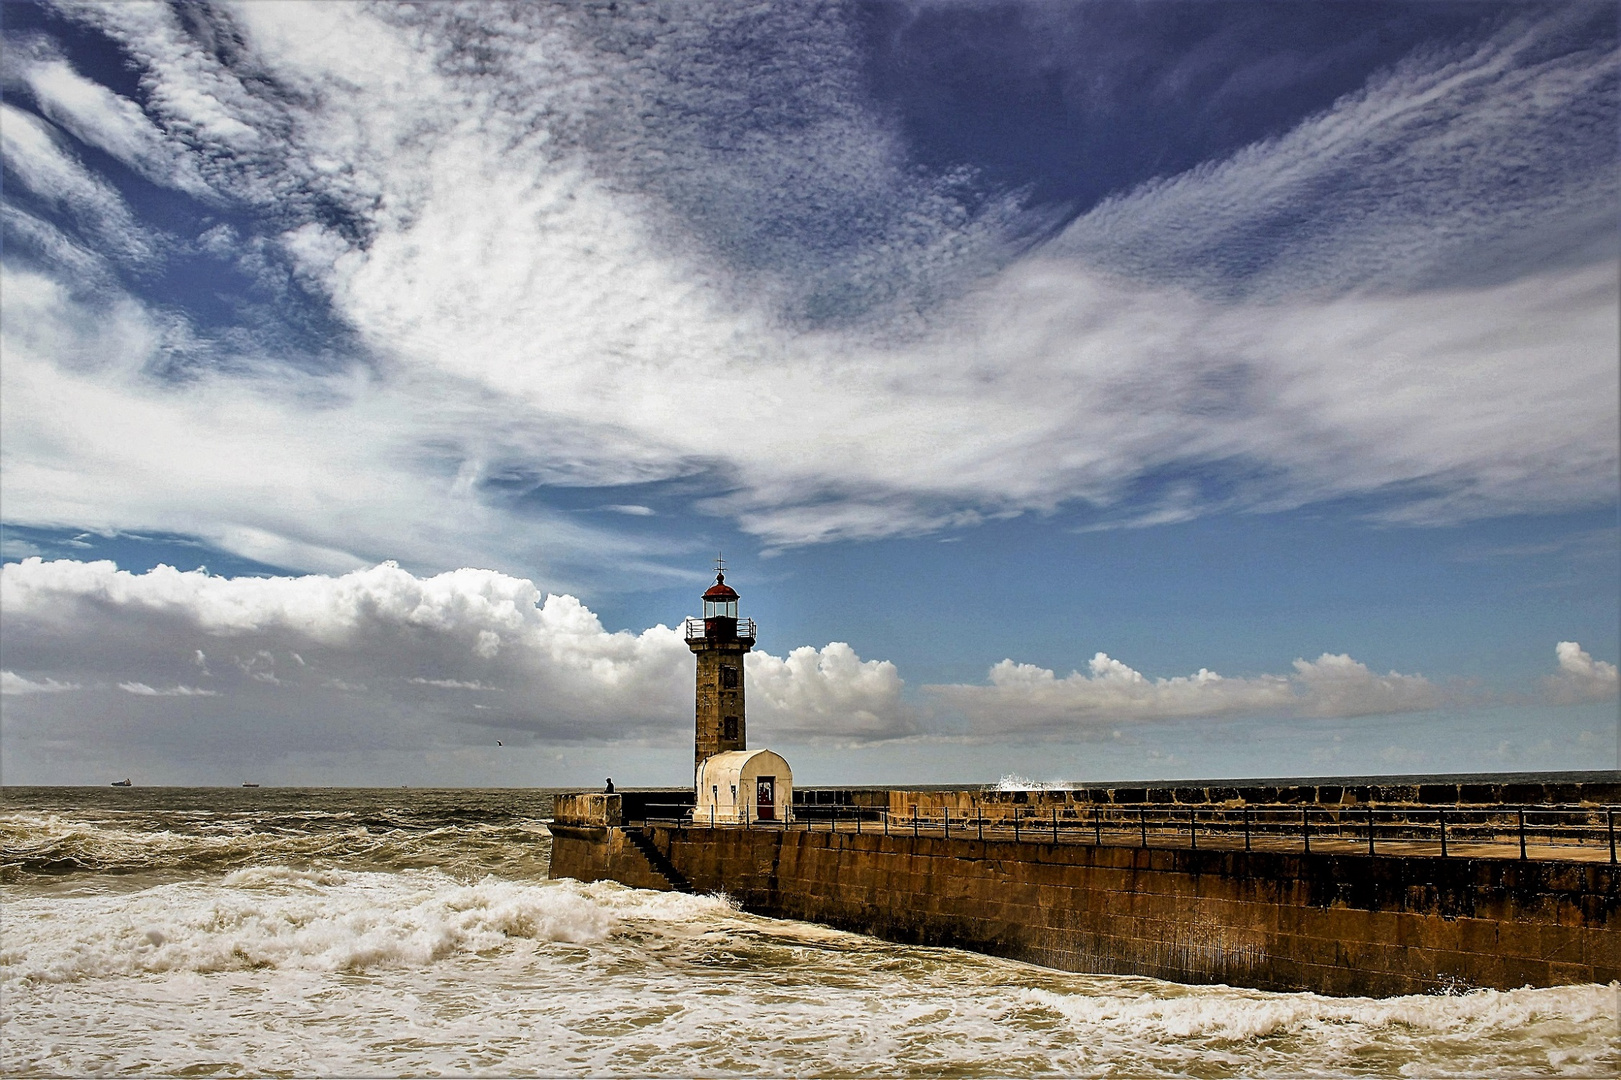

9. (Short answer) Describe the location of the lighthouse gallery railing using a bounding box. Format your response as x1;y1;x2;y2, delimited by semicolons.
682;617;756;640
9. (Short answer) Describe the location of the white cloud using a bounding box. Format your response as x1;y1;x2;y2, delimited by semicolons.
1055;14;1619;298
747;643;915;742
928;650;1442;735
1;4;1614;571
928;639;1620;736
0;103;158;267
0;559;910;760
117;681;217;697
1;671;79;696
0;537;43;559
0;263;675;585
409;677;498;691
6;39;211;197
1545;641;1620;704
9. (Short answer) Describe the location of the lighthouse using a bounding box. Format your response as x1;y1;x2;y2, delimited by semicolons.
685;563;792;824
684;565;754;768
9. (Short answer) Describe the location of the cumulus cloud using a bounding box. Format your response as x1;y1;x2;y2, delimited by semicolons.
1545;641;1620;704
747;643;916;742
0;3;1612;576
0;559;911;762
2;558;1610;778
928;650;1444;736
928;639;1620;735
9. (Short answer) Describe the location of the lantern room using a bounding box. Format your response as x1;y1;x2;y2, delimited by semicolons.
703;573;739;622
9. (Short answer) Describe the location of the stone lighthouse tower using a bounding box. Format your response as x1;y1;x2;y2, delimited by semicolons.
684;563;755;771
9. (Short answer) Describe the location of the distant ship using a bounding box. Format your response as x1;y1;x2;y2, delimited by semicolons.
242;782;260;788
111;778;132;787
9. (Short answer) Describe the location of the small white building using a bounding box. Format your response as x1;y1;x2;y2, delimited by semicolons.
695;749;793;825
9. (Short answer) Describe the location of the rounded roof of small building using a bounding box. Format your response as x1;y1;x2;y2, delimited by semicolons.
702;571;738;601
698;748;792;780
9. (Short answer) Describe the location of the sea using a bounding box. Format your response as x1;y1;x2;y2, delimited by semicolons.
2;786;1616;1078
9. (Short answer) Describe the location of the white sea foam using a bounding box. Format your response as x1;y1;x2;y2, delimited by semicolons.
0;868;731;984
3;793;1616;1077
2;865;1615;1077
1025;980;1618;1039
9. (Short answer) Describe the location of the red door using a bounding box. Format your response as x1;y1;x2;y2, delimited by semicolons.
756;777;775;821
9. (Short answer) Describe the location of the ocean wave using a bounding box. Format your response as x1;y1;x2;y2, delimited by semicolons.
0;810;552;881
0;870;734;984
1024;981;1616;1041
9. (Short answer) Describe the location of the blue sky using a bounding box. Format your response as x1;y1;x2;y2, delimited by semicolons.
1;1;1616;787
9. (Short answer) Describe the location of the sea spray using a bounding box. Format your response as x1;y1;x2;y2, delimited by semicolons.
992;774;1074;791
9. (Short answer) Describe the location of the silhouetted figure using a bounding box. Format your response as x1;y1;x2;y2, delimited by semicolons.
605;778;615;793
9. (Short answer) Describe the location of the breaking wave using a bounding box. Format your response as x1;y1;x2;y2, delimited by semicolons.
0;870;733;984
3;788;1615;1077
992;774;1074;791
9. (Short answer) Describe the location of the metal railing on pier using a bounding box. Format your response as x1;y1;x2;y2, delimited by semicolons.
627;802;1621;864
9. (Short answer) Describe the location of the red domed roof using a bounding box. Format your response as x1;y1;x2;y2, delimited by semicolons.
703;572;738;601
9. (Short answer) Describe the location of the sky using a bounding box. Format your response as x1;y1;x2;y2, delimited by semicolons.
1;0;1617;789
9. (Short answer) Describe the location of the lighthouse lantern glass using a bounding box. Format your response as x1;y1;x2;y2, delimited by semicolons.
705;598;738;619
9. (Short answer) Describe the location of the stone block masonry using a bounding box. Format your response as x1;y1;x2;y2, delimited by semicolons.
550;820;1619;997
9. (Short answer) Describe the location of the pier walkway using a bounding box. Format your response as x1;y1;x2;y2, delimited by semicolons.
636;802;1620;864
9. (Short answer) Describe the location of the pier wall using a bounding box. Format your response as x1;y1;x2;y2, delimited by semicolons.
549;817;1619;996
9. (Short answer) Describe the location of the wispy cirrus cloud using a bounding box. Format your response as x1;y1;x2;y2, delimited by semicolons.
0;2;1614;578
1054;12;1619;299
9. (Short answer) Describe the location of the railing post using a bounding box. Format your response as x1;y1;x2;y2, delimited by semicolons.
1439;807;1447;857
1053;808;1059;843
944;806;950;839
978;811;984;841
1189;806;1197;851
913;807;918;838
1609;808;1616;864
1367;805;1375;856
1518;807;1526;860
1094;805;1102;846
1139;806;1147;848
1243;806;1251;851
1301;806;1310;854
1014;812;1020;842
856;809;862;835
